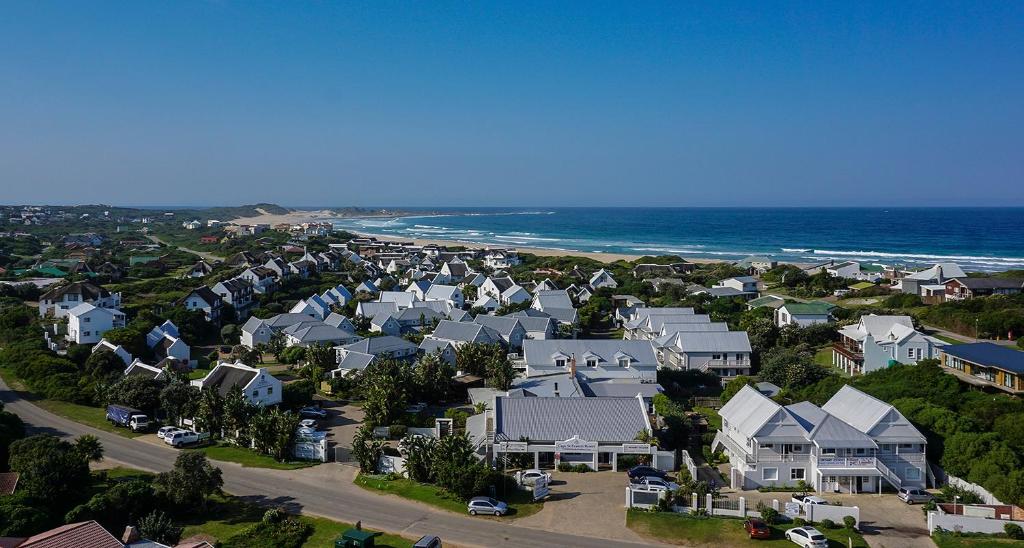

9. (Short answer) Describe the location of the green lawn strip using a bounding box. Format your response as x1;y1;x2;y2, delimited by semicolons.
626;509;868;547
0;366;144;438
355;473;544;519
932;532;1023;548
195;444;319;471
933;334;966;345
693;407;722;430
188;368;211;380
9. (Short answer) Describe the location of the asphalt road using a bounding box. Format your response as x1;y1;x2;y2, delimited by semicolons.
0;380;654;548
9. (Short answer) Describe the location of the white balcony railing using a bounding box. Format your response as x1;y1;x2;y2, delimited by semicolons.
815;456;877;469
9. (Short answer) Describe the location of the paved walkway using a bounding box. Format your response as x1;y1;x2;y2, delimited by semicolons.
514;471;646;543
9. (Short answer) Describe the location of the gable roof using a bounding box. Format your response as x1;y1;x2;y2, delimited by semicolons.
16;520;123;548
197;363;260;397
473;315;523;337
493;396;650;443
431;320;501;344
941;342;1024;374
822;385;926;442
342;336;418;356
780;302;834;316
523;339;658;366
0;472;19;496
40;281;110;302
784;401;876;448
718;385;783;438
906;262;966;281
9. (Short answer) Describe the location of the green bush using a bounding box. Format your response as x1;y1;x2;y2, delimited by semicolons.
221;513;312;548
843;515;857;530
819;518;836;529
792;517;806;526
1005;523;1024;540
389;425;407;439
758;507;779;525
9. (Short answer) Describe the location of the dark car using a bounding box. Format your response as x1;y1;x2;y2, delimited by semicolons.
413;535;442;548
744;518;771;539
627;465;667;480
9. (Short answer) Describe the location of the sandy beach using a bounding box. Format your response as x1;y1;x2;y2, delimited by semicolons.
231;210;725;264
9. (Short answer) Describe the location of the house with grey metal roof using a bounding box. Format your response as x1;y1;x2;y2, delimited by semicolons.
472;315;526;348
338;336;418;362
191;361;282;406
329;351;376;378
835;314;946;375
506;313;557;340
281;320;361;347
427;320;503;347
713;385;926;493
521;339;659;382
659;331;752;380
478;394;657;471
354;301;399;320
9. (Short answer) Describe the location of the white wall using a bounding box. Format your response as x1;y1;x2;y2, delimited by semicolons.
928;511;1024;535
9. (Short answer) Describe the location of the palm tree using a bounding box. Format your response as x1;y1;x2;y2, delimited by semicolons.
75;434;104;463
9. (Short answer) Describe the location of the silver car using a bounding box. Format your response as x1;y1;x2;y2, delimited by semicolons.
898;487;933;504
467;496;508;516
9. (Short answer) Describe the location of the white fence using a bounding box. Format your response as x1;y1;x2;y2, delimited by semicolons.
806;503;860;527
928;511;1024;535
680;450;698;480
627;492;859;526
625;487;665;509
946;474;1003;505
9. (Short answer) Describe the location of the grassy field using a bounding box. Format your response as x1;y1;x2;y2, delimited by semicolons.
102;467;410;547
933;334;966;345
932;532;1024;548
197;443;320;470
354;473;544;519
0;365;145;438
626;510;869;547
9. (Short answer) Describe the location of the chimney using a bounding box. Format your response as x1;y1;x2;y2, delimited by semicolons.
570;353;577;377
122;526;141;544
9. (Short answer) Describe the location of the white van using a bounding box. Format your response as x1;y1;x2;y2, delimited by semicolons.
165;430;200;447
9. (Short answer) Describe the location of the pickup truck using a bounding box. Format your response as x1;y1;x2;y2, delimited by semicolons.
792;494;829;506
106;404;150;432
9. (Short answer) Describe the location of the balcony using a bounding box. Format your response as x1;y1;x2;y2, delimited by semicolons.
697;359;750;373
832;343;863;362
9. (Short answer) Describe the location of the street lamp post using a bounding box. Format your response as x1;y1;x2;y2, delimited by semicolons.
954;495;960;516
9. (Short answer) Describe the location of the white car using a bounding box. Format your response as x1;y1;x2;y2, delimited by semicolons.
517;469;552;486
165;430;200;447
157;426;182;439
785;526;828;548
792;494;828;506
633;476;680;492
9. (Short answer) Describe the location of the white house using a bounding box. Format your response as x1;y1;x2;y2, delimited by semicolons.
658;331;752;381
282;320;361;347
92;339;133;366
481;276;516;301
589;269;618;290
472;315;527;349
66;303;125;345
424;284;464;309
290;294;332;321
191;361;283;406
500;284;532;306
146;320;191;365
123;359;167;381
834;315;947;375
521;339;659;382
180;286;223;323
713;384;927;494
826;261;862;279
483;250;521;269
38;281;121;319
775;302;834;327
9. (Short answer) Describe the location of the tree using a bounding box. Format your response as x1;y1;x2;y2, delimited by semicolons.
720;376;756;403
221;324;241;345
8;434;91;504
232;344;261;365
350;425;384;473
282;378;315;408
456;343;505;377
194;388;224;437
267;331;287;358
304;342;333;382
0;402;25;470
249;407;300;461
105;375;164;414
160;379;198;426
65;480;156;535
74;434;104;463
361;358;409;427
84;349;128;381
222;385;254;442
155;452;223;510
485;354;516;390
399;435;437;483
413;351;454;403
138;510;182;545
429;433;493;500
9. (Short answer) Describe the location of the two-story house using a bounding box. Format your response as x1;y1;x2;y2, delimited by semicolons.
180;287;224;323
66;303;125;345
658;331;752;380
211;278;254;319
714;385;926;494
522;339;659;382
238;266;279;295
834;315;947;375
38;281;121;319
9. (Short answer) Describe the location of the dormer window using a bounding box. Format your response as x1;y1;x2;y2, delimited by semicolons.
555;359;567;368
586;359;598;368
618;358;630;368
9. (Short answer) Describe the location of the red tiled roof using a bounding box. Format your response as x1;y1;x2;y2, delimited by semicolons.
18;521;123;548
0;473;18;495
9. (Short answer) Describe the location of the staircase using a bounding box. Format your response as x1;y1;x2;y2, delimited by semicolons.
874;458;902;489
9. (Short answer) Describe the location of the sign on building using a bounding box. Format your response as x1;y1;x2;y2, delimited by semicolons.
502;441;529;452
555;435;598;452
622;443;651;454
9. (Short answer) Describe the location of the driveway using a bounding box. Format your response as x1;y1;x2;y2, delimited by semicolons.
735;490;932;548
317;400;365;460
514;470;647;543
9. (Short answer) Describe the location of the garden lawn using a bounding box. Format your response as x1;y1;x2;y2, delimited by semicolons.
626;510;868;548
693;407;722;430
354;474;544;519
196;443;319;470
188;367;212;380
932;532;1024;548
0;365;145;438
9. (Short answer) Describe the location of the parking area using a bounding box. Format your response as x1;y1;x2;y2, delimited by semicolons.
514;470;647;543
315;399;365;457
734;490;932;548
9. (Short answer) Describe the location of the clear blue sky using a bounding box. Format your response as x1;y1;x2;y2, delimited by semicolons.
2;2;1022;207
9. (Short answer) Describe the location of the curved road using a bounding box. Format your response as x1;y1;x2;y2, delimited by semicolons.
0;381;652;548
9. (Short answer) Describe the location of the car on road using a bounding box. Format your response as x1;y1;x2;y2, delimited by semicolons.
412;535;442;548
632;476;680;492
157;426;182;439
467;496;508;516
517;469;552;486
898;487;934;504
299;406;327;418
744;518;772;539
785;526;828;548
298;418;318;429
626;465;667;480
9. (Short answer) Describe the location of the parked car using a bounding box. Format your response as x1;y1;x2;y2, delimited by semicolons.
744;518;772;539
165;430;200;447
157;426;183;439
632;476;680;492
785;526;828;548
898;487;934;504
517;469;552;486
298;418;318;429
299;406;327;419
792;494;828;506
626;465;667;480
467;496;508;516
412;535;442;548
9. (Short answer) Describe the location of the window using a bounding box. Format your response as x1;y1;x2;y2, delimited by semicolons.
762;468;778;481
83;331;91;337
791;468;806;480
252;390;259;397
759;443;774;450
824;475;837;483
267;387;273;394
83;317;91;323
905;467;922;481
855;448;867;456
821;448;836;455
712;354;722;361
899;443;914;450
555;359;566;367
586;359;597;368
618;358;630;368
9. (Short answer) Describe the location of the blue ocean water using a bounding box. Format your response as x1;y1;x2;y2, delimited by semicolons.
329;207;1024;272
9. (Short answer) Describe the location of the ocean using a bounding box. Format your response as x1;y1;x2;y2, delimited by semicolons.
328;207;1024;272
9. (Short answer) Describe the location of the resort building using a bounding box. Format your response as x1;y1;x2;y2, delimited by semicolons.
714;385;927;494
940;343;1024;395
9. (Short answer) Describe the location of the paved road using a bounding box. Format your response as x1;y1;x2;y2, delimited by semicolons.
0;380;653;548
924;324;1018;346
